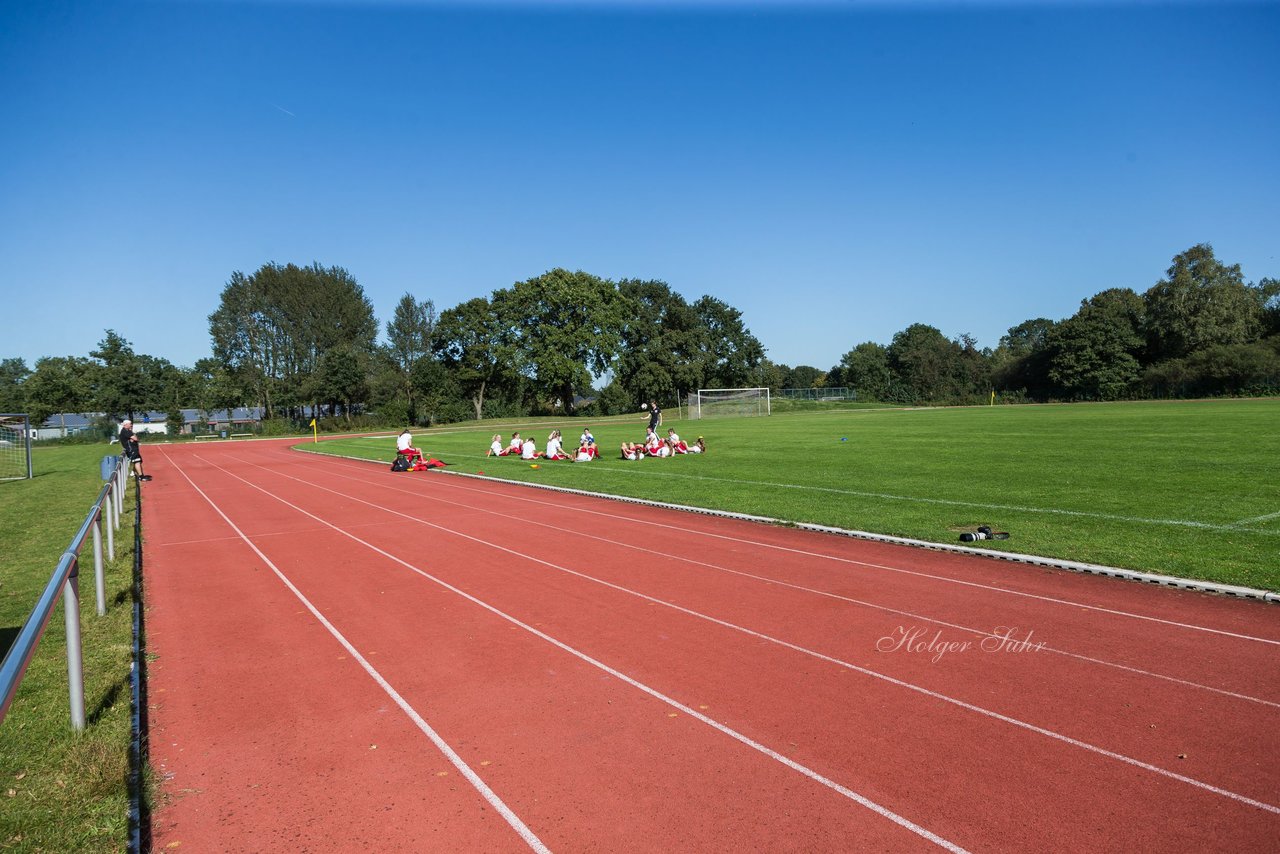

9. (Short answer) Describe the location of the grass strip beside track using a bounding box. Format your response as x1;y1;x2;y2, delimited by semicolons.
0;444;141;852
304;399;1280;592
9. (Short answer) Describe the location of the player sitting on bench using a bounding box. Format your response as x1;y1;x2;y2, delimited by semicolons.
396;429;423;464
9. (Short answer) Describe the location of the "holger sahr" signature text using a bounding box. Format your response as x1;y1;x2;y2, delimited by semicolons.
876;625;1046;663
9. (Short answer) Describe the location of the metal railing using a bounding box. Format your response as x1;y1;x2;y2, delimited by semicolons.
0;455;129;730
777;386;857;401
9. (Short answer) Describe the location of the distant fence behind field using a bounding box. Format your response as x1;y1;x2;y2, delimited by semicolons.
777;387;857;401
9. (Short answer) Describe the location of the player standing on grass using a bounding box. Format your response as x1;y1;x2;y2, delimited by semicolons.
647;400;662;431
118;420;151;481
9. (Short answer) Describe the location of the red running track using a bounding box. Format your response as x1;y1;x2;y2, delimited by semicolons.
141;439;1280;852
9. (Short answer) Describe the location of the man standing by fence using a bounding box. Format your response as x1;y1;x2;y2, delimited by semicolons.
118;420;151;481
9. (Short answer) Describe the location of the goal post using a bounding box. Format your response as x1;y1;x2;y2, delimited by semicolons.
0;413;33;481
685;388;771;420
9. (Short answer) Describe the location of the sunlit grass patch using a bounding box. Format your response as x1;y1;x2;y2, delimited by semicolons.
1;444;142;852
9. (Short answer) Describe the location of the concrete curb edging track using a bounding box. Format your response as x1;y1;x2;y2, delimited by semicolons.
296;447;1279;605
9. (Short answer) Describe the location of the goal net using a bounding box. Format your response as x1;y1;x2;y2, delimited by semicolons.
686;388;771;419
0;414;33;481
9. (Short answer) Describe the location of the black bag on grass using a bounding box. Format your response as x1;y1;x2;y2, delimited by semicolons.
390;456;410;472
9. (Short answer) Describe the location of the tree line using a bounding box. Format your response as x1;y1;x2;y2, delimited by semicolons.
0;264;767;429
823;245;1278;404
3;245;1276;431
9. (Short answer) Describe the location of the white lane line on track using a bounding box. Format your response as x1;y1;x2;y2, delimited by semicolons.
286;465;1280;710
191;455;971;852
162;451;552;854
224;452;1280;818
152;520;398;549
310;453;1280;648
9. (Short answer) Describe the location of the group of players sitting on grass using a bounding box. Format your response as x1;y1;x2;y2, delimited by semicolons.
488;427;706;462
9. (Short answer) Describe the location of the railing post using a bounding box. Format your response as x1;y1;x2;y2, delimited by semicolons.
105;485;116;562
116;461;125;519
92;508;107;617
62;558;86;732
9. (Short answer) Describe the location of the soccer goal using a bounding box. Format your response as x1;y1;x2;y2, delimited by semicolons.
686;388;771;419
0;414;33;481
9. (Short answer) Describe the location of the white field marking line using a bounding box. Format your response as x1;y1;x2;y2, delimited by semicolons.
229;455;1280;816
195;456;969;853
355;429;485;441
310;453;1280;648
1228;509;1280;528
161;452;551;854
425;449;1275;535
317;435;1280;537
290;466;1280;711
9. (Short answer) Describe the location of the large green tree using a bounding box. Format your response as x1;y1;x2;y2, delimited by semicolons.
835;342;892;401
992;318;1057;399
143;355;190;432
1144;244;1262;362
0;358;30;413
23;356;95;430
188;357;245;418
614;279;706;406
91;330;149;419
1258;277;1280;338
315;345;371;422
208;270;276;416
383;292;436;424
209;263;377;419
494;269;628;413
886;324;965;402
409;357;469;426
754;358;787;393
690;296;765;389
955;333;993;398
434;296;515;420
1049;288;1145;400
783;365;825;390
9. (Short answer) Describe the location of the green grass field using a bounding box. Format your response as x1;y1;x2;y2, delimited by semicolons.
0;445;139;852
308;399;1280;591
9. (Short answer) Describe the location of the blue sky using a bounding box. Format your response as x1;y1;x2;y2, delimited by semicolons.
2;0;1277;374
